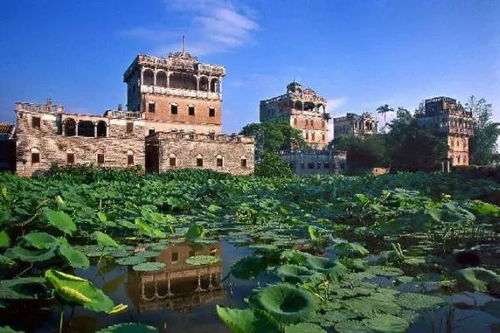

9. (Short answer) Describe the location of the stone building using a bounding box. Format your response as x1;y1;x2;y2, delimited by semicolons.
333;112;378;138
13;50;254;177
281;150;347;176
415;96;474;167
260;82;331;149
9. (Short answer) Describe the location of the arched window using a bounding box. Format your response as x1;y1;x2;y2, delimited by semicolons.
312;132;316;141
66;151;75;165
210;78;219;92
31;148;40;164
64;118;76;136
169;153;176;167
78;121;94;137
96;121;107;137
305;132;309;140
199;76;209;91
216;155;223;167
294;101;303;111
170;72;197;90
127;150;134;166
196;154;203;167
96;150;105;165
143;69;154;86
156;71;168;87
304;102;315;111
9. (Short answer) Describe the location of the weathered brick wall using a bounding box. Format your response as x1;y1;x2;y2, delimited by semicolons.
148;133;254;175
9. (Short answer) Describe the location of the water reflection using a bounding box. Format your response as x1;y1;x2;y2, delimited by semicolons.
127;241;225;313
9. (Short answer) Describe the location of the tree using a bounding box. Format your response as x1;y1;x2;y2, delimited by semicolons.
377;104;394;132
334;134;388;170
240;119;308;176
465;96;500;165
386;113;448;172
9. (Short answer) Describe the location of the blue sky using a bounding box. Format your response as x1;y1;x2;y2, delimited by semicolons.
1;0;499;134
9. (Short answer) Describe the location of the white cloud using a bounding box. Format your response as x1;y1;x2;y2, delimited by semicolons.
123;0;258;56
326;97;347;112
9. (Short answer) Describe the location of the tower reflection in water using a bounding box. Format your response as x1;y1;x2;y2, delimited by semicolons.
127;241;225;313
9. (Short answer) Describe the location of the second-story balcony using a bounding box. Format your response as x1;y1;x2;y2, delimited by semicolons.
140;85;222;100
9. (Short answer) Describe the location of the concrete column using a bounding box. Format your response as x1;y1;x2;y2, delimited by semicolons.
94;123;97;137
166;72;170;88
75;123;79;137
219;79;222;95
140;69;144;85
196;75;200;91
153;70;157;86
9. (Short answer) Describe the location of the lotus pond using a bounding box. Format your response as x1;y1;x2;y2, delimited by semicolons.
0;168;499;332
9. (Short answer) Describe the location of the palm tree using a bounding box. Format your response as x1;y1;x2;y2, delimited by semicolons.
377;104;394;133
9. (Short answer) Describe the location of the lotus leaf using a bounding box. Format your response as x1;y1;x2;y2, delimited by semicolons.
43;208;76;235
23;232;59;249
361;314;409;332
250;284;318;323
58;243;90;269
96;323;157;332
284;323;326;333
0;326;25;333
134;251;161;258
0;231;10;248
45;269;114;312
94;231;121;248
366;265;404;277
275;265;322;284
115;256;147;266
395;292;445;311
216;305;279;333
5;246;56;263
231;256;269;280
0;277;47;300
185;255;219;266
0;254;16;269
333;242;369;258
132;262;166;272
341;294;401;317
185;224;206;242
454;267;500;294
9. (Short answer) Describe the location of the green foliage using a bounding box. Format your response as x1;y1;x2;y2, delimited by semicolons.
334;134;388;170
395;292;445;311
0;277;47;300
58;243;90;269
43;208;76;235
185;224;206;242
185;255;219;266
216;305;279;333
132;262;166;272
95;323;157;333
454;267;500;294
23;232;58;249
0;231;10;248
115;256;147;266
5;246;56;263
255;151;294;178
332;242;370;258
94;231;121;248
284;323;326;333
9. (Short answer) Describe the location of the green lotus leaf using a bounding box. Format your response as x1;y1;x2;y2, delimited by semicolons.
231;256;269;280
185;255;219;266
341;294;401;317
23;232;59;249
5;246;56;263
58;243;90;269
115;256;147;266
133;251;161;258
0;230;10;248
45;269;114;313
454;267;500;294
43;208;76;235
185;224;206;242
280;250;309;265
395;292;445;311
333;319;371;333
333;242;369;258
0;254;16;269
0;277;47;300
95;323;158;332
250;284;319;324
0;326;25;333
362;314;409;332
94;231;121;249
275;265;322;284
366;265;404;277
109;250;130;258
216;305;279;333
284;323;326;333
132;262;166;272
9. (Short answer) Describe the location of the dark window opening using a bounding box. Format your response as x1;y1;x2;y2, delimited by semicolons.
169;157;176;167
317;162;321;169
171;104;178;115
324;162;330;169
32;117;41;129
148;129;155;135
209;107;215;117
96;121;107;137
197;158;203;167
148;103;155;113
241;158;247;168
188;106;195;116
126;122;133;134
308;162;315;169
301;163;305;169
289;163;295;169
78;121;95;137
56;115;62;135
97;154;105;164
217;157;223;167
171;252;178;262
32;153;40;164
67;153;75;165
127;154;134;165
64;118;76;136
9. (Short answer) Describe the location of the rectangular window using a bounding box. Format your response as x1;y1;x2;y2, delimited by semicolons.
301;163;305;169
97;154;105;164
127;155;134;165
169;157;176;167
188;106;195;116
197;158;203;167
32;117;41;129
148;129;155;135
32;153;40;164
217;157;223;167
308;162;314;169
148;102;155;113
171;252;178;263
241;158;247;168
209;107;215;117
171;104;178;115
67;153;75;165
324;162;330;169
126;122;133;134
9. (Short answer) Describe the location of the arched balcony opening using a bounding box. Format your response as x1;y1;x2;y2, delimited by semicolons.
294;101;303;111
143;69;154;86
170;72;197;90
304;102;315;111
78;121;94;137
210;78;219;93
199;76;209;91
64;118;76;136
96;121;107;137
156;71;168;87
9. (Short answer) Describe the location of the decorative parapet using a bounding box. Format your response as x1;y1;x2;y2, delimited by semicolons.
103;110;143;119
15;101;64;113
140;85;221;100
148;131;254;144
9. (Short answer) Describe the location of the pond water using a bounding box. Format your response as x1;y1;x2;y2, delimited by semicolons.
1;239;499;332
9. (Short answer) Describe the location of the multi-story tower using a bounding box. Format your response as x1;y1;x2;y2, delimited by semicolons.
124;51;225;134
260;82;331;149
415;96;474;167
333;112;378;138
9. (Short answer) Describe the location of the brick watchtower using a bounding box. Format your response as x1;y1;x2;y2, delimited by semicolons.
123;51;225;134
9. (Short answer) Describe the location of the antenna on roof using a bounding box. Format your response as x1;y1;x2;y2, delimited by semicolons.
182;35;185;54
